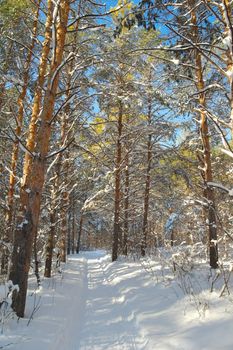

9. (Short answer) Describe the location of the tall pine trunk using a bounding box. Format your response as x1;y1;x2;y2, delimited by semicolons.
21;0;53;186
44;183;57;278
220;0;233;129
191;3;218;268
76;213;83;254
112;102;123;262
60;186;69;263
123;150;129;256
141;95;152;256
71;196;76;254
9;0;70;317
3;2;41;274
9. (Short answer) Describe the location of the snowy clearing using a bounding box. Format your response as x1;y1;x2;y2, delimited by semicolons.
0;250;233;350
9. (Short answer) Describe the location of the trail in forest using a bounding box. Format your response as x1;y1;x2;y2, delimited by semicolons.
1;251;233;350
79;251;148;350
4;251;147;350
8;255;88;350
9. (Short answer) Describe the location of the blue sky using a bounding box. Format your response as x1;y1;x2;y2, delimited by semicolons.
107;0;118;7
106;0;140;9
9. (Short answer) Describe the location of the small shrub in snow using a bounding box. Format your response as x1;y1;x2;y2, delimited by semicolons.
170;246;194;273
0;281;19;333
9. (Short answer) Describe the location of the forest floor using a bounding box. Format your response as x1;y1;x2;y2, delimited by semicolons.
0;249;233;349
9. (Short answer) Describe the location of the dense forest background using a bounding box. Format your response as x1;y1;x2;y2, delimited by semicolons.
1;0;233;318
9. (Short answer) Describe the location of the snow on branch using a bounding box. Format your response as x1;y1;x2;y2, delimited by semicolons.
221;148;233;159
3;127;34;158
50;52;75;91
46;137;74;159
207;182;233;196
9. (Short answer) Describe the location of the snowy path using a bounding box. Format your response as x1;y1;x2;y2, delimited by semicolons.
3;255;88;350
0;250;233;350
79;252;147;350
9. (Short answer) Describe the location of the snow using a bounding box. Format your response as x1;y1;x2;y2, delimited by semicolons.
164;212;180;237
222;34;232;48
171;58;179;65
17;219;29;229
207;181;233;196
226;66;233;78
0;250;233;349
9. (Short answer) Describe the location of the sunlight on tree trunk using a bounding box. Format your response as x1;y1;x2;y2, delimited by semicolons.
191;2;218;269
9;0;71;317
3;1;41;274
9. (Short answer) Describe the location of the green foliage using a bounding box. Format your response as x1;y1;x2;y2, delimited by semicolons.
0;0;29;20
111;0;138;37
92;117;106;135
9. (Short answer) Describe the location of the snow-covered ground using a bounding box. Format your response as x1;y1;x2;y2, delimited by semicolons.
0;250;233;349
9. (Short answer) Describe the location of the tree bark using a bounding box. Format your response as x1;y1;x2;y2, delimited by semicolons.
219;0;233;130
5;0;41;232
71;196;76;254
76;213;83;254
59;114;70;262
191;2;218;268
141;94;152;257
9;0;70;317
112;102;123;262
67;209;71;256
44;179;57;279
44;209;56;278
123;150;129;256
21;0;53;187
60;187;69;263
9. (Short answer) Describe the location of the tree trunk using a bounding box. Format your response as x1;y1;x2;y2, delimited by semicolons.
141;94;152;257
67;209;71;255
191;3;218;268
44;209;56;278
59;132;70;263
33;231;41;287
21;0;53;187
2;1;41;274
76;213;83;254
9;0;70;317
112;102;123;262
123;150;129;256
44;147;63;277
60;188;69;262
220;0;233;130
71;196;76;254
5;0;41;231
